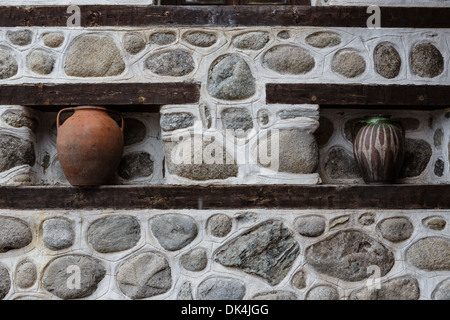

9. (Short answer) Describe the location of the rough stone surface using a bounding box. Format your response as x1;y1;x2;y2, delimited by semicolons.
150;32;176;45
434;158;445;177
232;32;270;50
150;214;198;251
2;112;38;131
277;31;290;39
422;216;446;231
183;31;217;47
42;255;106;299
221;108;253;137
180;248;208;272
305;229;395;282
177;281;193;300
294;215;326;237
329;215;350;230
42;33;64;48
197;277;246;300
124;118;146;146
377;217;414;242
7;30;33;46
305;31;341;48
123;33;146;55
349;275;420;300
117;251;172;299
332;51;366;78
65;35;125;77
406;237;450;271
410;43;444;78
208;214;232;238
0;135;35;173
399;139;432;178
214;220;300;286
199;103;212;129
42;218;75;250
433;128;443;147
208;54;256;100
291;270;307;289
325;147;360;179
263;45;315;74
257;109;270;126
306;285;339;300
27;50;55;75
0;216;32;253
160;113;195;131
315;117;334;146
432;278;450;300
0;50;18;79
15;260;37;289
87;216;141;253
146;50;194;77
0;265;10;300
374;43;402;79
251;291;296;300
358;212;375;226
118;152;154;180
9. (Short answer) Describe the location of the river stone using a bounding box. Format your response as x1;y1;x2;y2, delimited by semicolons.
150;32;176;45
0;135;35;172
7;30;33;46
377;217;414;242
252;291;296;300
332;51;366;78
0;50;18;79
124;118;146;146
15;260;37;289
146;50;194;77
406;237;450;271
208;54;256;100
432;278;450;300
374;43;401;79
42;218;75;250
42;255;106;299
118;152;154;180
325;147;360;179
221;108;253;137
214;220;300;286
399;139;432;178
177;281;193;300
42;33;64;48
116;252;172;299
349;275;420;300
197;277;246;300
0;216;32;253
27;50;55;75
291;269;307;289
160;113;195;131
434;129;443;147
0;265;10;300
306;285;339;300
123;33;146;55
65;35;125;77
422;216;446;231
358;212;375;226
305;229;395;282
257;109;270;126
410;43;444;78
150;214;198;251
305;31;341;48
183;31;217;47
180;248;208;272
434;158;445;177
277;31;290;40
233;32;270;50
294;215;326;237
263;45;315;74
208;214;232;237
315;117;334;146
88;216;141;253
2;112;38;132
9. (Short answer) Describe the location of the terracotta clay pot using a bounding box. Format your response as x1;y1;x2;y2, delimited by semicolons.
352;115;405;184
56;106;124;186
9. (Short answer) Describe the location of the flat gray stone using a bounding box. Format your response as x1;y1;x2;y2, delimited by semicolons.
27;50;55;75
406;237;450;271
197;277;246;300
146;50;194;77
399;139;432;178
0;50;18;79
305;229;395;281
0;216;32;253
65;35;125;77
374;43;401;79
124;118;147;146
123;33;146;55
294;215;326;237
183;31;217;47
180;248;208;272
221;108;253;137
306;285;339;300
263;45;315;74
87;216;141;253
233;32;270;50
160;113;195;131
251;291;296;300
117;152;154;180
177;281;193;300
0;135;35;173
150;32;176;45
116;252;172;299
7;30;33;46
291;269;307;289
0;265;11;300
208;214;232;238
410;42;444;78
42;33;64;48
332;51;366;78
350;275;420;300
42;255;106;299
422;216;446;231
214;220;300;286
432;278;450;300
377;217;414;242
15;260;37;289
42;218;75;250
305;31;341;48
150;214;198;251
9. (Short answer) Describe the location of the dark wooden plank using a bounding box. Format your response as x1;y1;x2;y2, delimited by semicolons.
0;5;448;28
266;84;450;107
0;185;448;210
0;83;200;108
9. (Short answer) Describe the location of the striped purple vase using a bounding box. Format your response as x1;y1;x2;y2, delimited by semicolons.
352;116;405;184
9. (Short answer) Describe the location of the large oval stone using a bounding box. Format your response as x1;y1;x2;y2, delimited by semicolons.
305;229;395;281
146;50;194;77
377;217;414;242
374;43;401;79
399;138;432;178
0;135;35;172
42;218;75;250
332;50;366;78
263;45;315;74
305;31;341;48
150;214;198;251
233;32;270;50
0;216;32;253
406;237;450;271
410;43;444;78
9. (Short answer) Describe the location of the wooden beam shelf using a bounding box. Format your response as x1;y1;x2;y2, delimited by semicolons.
266;84;450;108
0;184;449;210
1;5;449;28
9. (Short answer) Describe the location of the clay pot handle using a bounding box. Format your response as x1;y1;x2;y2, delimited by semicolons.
56;107;76;129
106;109;125;134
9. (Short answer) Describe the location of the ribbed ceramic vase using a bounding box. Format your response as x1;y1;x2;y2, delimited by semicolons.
352;115;405;184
